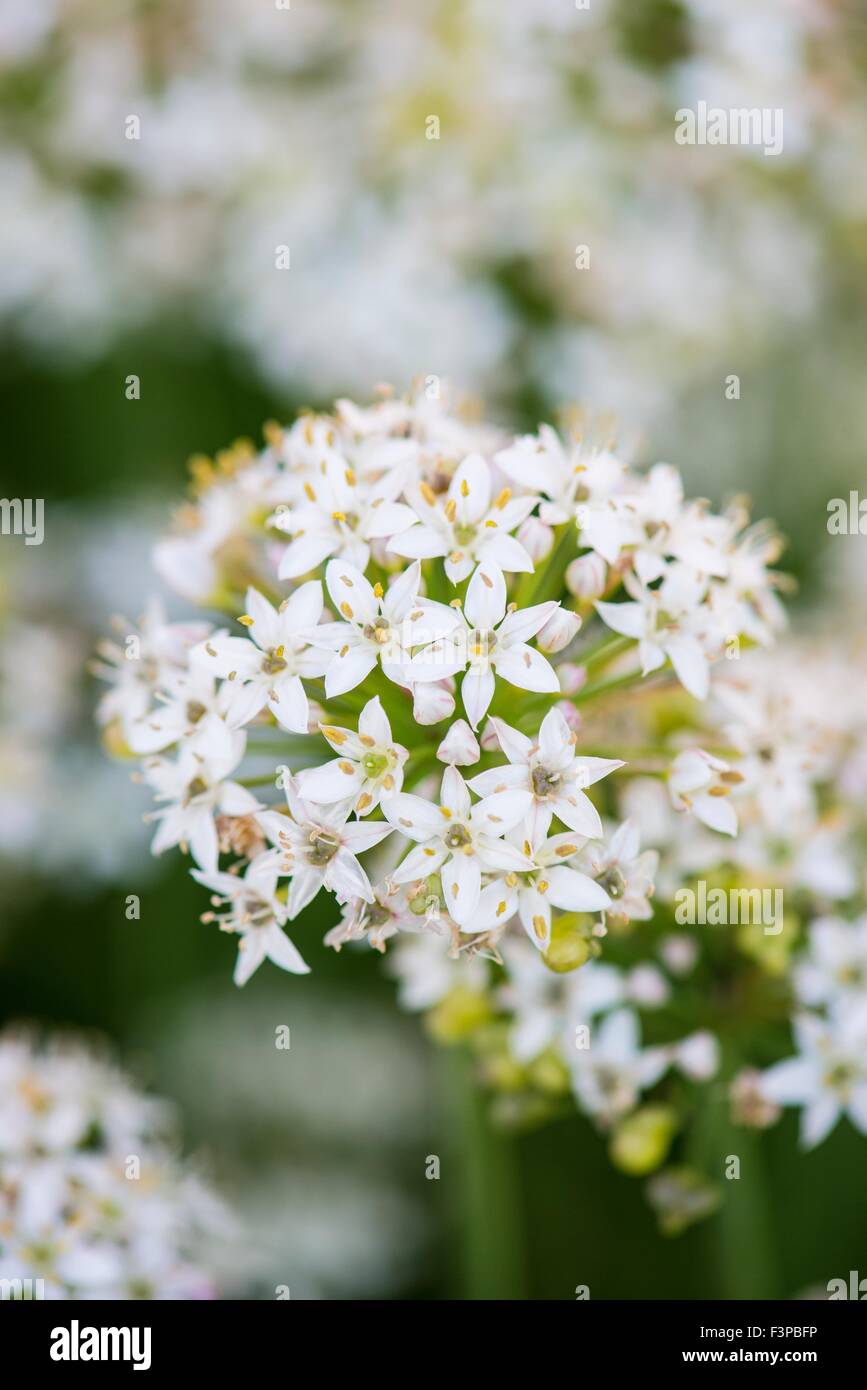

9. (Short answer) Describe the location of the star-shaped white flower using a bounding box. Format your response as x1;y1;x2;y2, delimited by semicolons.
389;453;539;584
298;696;408;815
596;567;719;701
143;734;259;873
759;1009;867;1149
795;916;867;1012
274;458;417;578
193;853;309;986
468;707;623;840
192;583;329;732
569;1008;669;1123
127;667;235;759
576;819;659;924
383;764;533;928
308;559;462;698
508;824;611;951
257;776;393;918
410;561;560;728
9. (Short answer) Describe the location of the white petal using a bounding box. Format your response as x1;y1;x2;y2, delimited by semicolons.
341;819;395;853
264;923;311;975
324;646;378;698
538;706;572;767
287;866;323;918
518;886;551;949
223;679;269;729
299;758;364;803
384;793;444;842
494;643;559;693
442;852;481;925
195;634;261;681
187;808;218;874
358;695;392;747
463;562;507;629
441;764;472;820
476;532;534;574
328;848;374;903
488;716;533;765
280;579;324;634
279;531;336;579
801;1095;841;1149
244;587;282;650
325;558;378;625
388;524;448;561
450;453;491;523
391;841;448;883
550;788;603;838
595;600;646;640
545;866;611;912
363;500;417;540
666;634;709;701
381;560;422;622
759;1056;817;1105
461;667;496;729
693;792;738;837
269;674;310;734
473;788;534;835
470;879;519;933
498;600;559;645
234;932;267;987
467;764;528;797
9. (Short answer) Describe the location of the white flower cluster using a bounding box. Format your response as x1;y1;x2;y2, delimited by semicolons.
98;387;785;988
96;385;867;1216
0;1030;225;1299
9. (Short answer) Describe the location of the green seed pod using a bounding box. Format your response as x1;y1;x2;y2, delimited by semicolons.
609;1105;677;1176
543;914;591;974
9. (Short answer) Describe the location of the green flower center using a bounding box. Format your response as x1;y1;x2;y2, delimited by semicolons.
261;648;288;675
362;751;389;778
453;522;477;546
532;765;560;797
445;823;472;850
598;866;626;900
307;832;340;867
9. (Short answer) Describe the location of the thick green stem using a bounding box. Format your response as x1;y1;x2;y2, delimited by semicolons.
514;523;579;608
576;632;634;672
439;1048;526;1299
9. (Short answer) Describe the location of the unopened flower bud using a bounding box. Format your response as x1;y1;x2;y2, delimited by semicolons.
437;719;480;766
413;681;455;725
517;516;554;563
659;934;699;976
626;964;670;1008
566;552;607;600
557;662;588;695
674;1031;720;1082
536;606;582;654
555;699;582;734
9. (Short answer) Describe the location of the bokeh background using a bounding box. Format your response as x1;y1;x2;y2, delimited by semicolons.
2;0;867;1298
